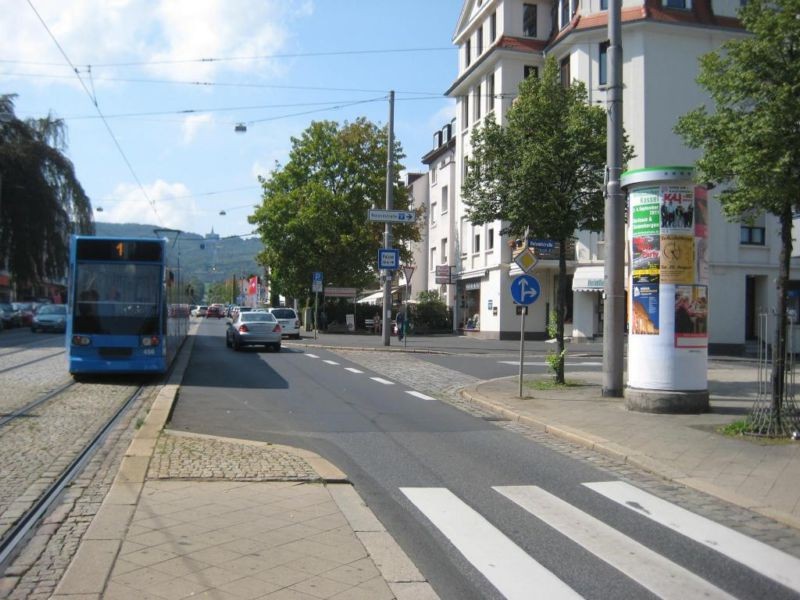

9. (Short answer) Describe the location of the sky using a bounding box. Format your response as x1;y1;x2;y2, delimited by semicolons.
2;0;463;239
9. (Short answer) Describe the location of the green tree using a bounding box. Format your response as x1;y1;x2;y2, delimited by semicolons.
0;94;94;289
463;57;632;383
249;118;419;304
675;0;800;436
206;281;232;305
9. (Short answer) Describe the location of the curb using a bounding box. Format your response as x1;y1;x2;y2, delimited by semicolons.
54;326;438;599
459;381;800;532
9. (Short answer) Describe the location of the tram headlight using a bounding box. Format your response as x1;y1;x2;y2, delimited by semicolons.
141;336;160;347
71;335;91;346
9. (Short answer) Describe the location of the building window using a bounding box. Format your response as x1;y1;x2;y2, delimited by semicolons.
740;225;765;245
599;41;609;86
441;239;448;263
523;4;537;37
560;56;571;87
474;233;481;253
441;185;449;213
463;95;470;128
430;202;437;227
487;73;495;113
524;65;539;79
463;159;470;180
601;0;608;8
490;12;497;41
475;84;482;121
477;25;483;55
431;165;437;185
488;228;494;250
664;0;690;8
465;39;471;67
430;247;436;268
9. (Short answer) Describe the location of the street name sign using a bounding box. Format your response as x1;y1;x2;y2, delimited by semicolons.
378;248;400;270
368;209;416;223
324;287;357;297
510;274;541;305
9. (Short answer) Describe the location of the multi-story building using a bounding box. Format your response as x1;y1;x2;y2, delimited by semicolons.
424;0;798;353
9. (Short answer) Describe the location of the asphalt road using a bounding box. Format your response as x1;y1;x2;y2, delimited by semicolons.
170;320;797;600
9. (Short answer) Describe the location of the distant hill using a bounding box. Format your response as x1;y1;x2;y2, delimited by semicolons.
94;222;264;286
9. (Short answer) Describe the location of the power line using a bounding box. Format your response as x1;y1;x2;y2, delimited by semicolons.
98;185;261;205
25;0;162;225
246;96;387;125
0;46;456;69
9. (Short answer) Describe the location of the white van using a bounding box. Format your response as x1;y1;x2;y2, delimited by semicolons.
267;307;301;339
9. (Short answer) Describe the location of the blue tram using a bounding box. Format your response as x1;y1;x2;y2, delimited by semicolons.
66;236;189;377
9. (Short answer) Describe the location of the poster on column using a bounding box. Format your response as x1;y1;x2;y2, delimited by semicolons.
631;187;661;284
660;234;694;284
632;235;660;284
660;185;695;231
675;285;708;348
631;284;659;335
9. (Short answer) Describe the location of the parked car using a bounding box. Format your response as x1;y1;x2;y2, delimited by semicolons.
0;303;23;328
191;305;208;317
207;304;224;318
226;311;282;351
31;304;67;333
12;302;36;326
267;307;301;339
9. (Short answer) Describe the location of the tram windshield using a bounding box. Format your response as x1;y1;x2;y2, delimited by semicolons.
73;263;162;335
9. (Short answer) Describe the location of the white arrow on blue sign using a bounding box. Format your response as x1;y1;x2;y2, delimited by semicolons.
510;274;541;306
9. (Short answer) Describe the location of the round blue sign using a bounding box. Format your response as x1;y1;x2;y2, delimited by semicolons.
510;274;541;305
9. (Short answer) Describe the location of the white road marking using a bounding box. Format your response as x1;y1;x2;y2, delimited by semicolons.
400;487;580;600
344;367;363;374
406;391;435;401
370;377;394;385
497;360;602;367
323;360;339;365
305;353;319;358
495;485;733;600
584;481;800;594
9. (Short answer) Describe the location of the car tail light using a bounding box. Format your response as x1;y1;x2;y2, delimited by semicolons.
239;324;249;333
273;324;282;333
72;335;91;346
294;320;300;328
141;336;160;347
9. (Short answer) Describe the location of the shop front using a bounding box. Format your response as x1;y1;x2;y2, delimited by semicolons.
572;266;604;340
458;279;482;332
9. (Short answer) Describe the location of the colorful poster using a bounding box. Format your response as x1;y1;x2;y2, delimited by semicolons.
660;185;695;232
675;285;708;348
632;235;660;284
631;187;661;236
660;234;694;284
631;284;659;335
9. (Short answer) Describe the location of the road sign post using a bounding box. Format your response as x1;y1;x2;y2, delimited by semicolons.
510;274;541;398
312;272;323;340
401;265;415;348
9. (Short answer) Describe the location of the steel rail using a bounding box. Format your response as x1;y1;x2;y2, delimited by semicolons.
0;380;76;428
0;350;65;375
0;384;146;569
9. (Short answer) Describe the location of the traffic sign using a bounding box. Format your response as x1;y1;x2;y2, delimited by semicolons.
368;209;416;223
312;271;323;293
510;274;541;305
402;265;415;283
513;247;538;273
378;248;400;270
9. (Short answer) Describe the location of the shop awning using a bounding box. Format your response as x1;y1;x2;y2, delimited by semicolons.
357;290;384;304
572;266;605;292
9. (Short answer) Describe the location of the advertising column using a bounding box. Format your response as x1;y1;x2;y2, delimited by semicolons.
623;166;709;413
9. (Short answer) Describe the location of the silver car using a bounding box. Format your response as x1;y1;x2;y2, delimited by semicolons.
226;311;282;351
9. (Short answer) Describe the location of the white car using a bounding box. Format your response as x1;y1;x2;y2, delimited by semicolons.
191;305;208;317
267;307;301;339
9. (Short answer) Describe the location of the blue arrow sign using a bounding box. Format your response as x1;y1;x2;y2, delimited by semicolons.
510;274;541;306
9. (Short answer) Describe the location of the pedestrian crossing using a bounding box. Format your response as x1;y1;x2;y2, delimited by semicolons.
401;482;800;599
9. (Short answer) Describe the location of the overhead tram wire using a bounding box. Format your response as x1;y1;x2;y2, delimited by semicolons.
25;0;158;225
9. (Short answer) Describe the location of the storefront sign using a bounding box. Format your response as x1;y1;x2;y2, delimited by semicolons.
435;265;454;284
464;280;481;291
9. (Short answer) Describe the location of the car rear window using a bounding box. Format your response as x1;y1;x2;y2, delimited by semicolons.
242;313;276;322
270;309;296;319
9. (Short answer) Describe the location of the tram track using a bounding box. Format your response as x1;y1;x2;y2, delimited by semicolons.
0;349;66;375
0;383;146;570
0;380;75;428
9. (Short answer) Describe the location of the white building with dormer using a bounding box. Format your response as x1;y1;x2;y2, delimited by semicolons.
413;0;798;354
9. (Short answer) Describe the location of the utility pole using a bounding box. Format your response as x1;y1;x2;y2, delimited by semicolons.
603;0;625;396
382;91;395;347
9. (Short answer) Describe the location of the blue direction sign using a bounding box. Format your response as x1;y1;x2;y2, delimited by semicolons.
378;248;400;270
510;274;541;305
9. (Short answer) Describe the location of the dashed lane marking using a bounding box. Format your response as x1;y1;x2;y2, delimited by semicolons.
323;360;339;365
406;391;435;401
370;377;394;385
344;367;364;374
305;353;319;358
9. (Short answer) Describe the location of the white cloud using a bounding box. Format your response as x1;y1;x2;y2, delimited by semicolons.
5;1;313;83
100;179;199;232
181;113;212;144
428;103;456;130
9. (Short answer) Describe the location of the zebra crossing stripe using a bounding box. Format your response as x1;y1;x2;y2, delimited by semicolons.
344;367;363;374
400;487;580;600
494;485;733;600
584;481;800;594
406;391;435;401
